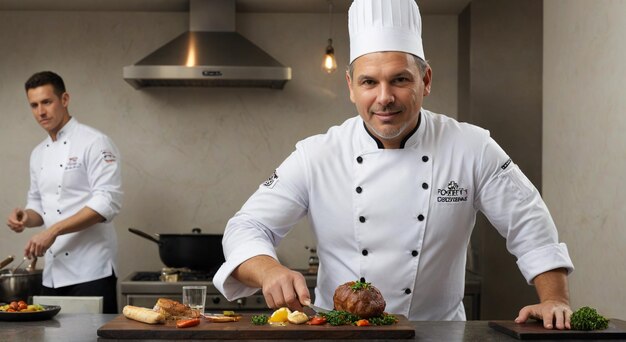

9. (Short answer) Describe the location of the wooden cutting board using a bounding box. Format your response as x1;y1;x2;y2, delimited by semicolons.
97;314;415;340
489;319;626;340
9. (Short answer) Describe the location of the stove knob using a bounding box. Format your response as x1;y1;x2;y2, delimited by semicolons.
236;298;246;307
212;297;221;304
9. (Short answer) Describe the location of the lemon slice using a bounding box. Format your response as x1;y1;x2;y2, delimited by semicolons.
268;307;291;323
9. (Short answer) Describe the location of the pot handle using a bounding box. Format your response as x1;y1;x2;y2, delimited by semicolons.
0;255;14;270
128;228;161;245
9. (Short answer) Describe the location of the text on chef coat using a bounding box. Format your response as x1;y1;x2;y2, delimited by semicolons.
437;181;469;203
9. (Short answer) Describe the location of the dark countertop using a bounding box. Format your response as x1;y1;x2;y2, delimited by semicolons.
0;313;608;342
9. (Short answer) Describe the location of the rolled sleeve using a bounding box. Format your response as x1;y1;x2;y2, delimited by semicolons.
476;136;574;284
25;198;44;218
517;243;574;284
214;149;309;300
85;193;120;222
213;241;278;300
25;147;44;217
85;136;123;222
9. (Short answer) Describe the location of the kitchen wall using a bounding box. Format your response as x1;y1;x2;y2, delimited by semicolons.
544;0;626;319
0;10;457;283
458;0;543;320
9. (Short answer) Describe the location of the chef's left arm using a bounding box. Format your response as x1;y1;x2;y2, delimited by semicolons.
474;134;574;330
25;207;106;258
25;135;122;258
515;268;571;330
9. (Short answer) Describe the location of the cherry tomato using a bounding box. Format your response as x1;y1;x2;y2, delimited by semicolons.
9;302;18;311
356;319;370;326
176;318;200;328
18;302;28;311
307;316;327;325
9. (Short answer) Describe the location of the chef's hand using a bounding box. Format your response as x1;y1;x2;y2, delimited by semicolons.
7;208;28;233
24;227;58;258
515;299;572;330
260;263;310;312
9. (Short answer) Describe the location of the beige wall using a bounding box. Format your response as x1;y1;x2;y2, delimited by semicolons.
0;11;457;281
544;1;626;319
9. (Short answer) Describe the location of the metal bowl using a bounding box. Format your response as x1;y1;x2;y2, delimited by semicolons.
0;269;43;303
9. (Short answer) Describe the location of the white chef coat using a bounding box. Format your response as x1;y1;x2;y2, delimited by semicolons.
214;109;574;321
25;118;122;288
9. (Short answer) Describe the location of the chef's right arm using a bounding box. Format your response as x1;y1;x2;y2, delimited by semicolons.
6;208;43;232
6;149;45;232
233;255;311;311
213;144;311;310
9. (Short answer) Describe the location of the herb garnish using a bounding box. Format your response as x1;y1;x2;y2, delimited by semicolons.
571;306;609;331
350;280;371;291
368;314;399;325
320;310;360;326
319;310;397;326
251;314;269;325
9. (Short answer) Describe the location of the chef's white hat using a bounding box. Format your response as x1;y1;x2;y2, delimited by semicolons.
348;0;425;64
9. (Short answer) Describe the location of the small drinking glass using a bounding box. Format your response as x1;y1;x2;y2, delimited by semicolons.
182;285;207;314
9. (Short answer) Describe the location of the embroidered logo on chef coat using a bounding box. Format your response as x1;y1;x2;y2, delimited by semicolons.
65;156;82;170
437;181;469;203
263;170;279;188
102;150;117;163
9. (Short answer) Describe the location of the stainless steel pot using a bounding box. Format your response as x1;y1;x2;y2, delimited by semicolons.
0;269;43;303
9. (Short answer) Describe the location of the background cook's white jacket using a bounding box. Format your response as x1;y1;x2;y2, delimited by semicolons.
25;118;122;288
214;110;574;320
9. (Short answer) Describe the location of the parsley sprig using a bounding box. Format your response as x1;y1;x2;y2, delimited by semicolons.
350;280;371;291
571;306;609;331
250;314;269;325
319;310;397;326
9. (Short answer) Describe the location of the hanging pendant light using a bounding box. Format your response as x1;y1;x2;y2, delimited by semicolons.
322;0;337;74
323;39;337;74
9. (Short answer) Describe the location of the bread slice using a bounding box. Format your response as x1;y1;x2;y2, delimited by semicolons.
153;298;201;320
205;315;241;323
122;305;165;324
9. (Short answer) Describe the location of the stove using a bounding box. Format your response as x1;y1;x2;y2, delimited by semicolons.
118;268;317;314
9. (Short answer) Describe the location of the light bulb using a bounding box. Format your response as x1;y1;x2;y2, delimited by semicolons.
186;33;197;67
322;39;337;74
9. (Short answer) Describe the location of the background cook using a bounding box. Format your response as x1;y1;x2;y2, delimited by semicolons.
214;0;574;329
5;71;122;314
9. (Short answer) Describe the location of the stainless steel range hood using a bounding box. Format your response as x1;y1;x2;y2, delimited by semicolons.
123;0;291;89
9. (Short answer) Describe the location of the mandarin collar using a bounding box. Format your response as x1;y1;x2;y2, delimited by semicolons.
48;117;77;143
359;111;423;150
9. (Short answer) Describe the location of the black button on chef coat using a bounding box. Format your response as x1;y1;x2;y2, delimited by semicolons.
417;214;425;221
362;250;368;256
356;186;362;193
359;216;366;223
356;156;363;163
422;182;428;189
404;288;412;294
412;250;419;257
422;156;429;162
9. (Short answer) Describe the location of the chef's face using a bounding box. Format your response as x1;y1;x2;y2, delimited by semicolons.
27;84;70;140
347;52;431;148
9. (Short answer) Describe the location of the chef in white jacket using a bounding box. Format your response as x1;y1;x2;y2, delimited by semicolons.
6;71;122;313
214;0;574;329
